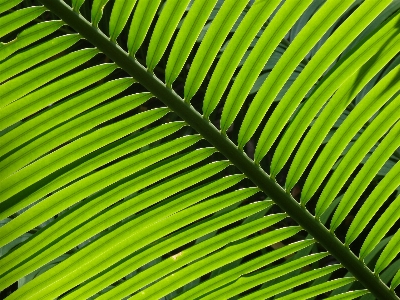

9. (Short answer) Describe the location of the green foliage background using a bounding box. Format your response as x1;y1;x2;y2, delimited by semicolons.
0;0;399;299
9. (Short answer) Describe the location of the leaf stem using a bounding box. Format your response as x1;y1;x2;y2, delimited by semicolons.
36;1;399;299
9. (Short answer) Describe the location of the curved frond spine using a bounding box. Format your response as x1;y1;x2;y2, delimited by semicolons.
202;0;281;119
146;0;191;72
239;0;357;150
262;7;400;172
221;0;313;135
184;0;249;102
32;2;399;298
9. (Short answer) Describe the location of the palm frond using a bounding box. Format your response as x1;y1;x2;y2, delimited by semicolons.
0;0;399;299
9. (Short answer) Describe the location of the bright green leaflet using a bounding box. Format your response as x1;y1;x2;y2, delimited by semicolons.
129;226;300;300
376;230;400;274
360;195;400;260
0;124;189;289
0;48;98;110
127;0;161;56
315;66;400;217
0;20;64;61
0;33;80;82
346;161;400;246
146;0;191;72
221;0;313;134
330;116;400;232
109;0;138;41
0;6;46;38
202;0;281;118
277;278;356;300
238;0;357;148
0;135;200;247
262;7;400;173
165;0;217;87
0;0;22;14
242;265;342;299
0;64;119;179
175;240;315;299
297;49;400;206
184;0;248;101
326;290;369;300
62;175;250;299
91;0;109;27
0;78;133;158
1;0;399;299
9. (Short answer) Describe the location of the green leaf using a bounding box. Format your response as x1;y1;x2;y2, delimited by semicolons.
0;48;99;110
109;0;138;42
146;0;191;72
326;290;369;300
375;229;400;274
301;62;400;207
221;0;313;135
0;33;80;82
0;0;23;14
346;161;400;246
202;0;281;118
0;134;201;248
0;20;64;61
177;240;315;299
330;115;400;232
184;0;248;101
0;6;46;38
360;195;400;260
239;0;357;149
277;277;356;300
165;0;217;87
2;1;399;299
272;7;400;180
130;226;301;300
127;0;161;56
